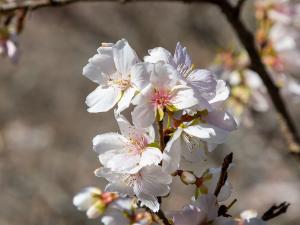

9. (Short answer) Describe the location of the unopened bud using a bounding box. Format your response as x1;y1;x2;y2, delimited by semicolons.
86;200;105;219
180;171;196;185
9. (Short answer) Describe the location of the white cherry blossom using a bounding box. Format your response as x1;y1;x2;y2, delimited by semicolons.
144;42;230;110
131;62;199;128
83;39;139;113
93;112;161;173
162;111;236;173
95;165;172;212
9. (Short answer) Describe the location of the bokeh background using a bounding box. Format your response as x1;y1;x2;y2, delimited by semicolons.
1;1;300;225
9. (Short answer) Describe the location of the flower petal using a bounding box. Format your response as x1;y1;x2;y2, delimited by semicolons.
116;87;136;113
204;110;237;132
83;48;115;84
183;123;228;144
132;103;155;128
140;147;163;166
93;133;128;154
170;85;199;110
144;47;174;65
113;39;139;76
162;128;183;173
86;86;122;113
131;62;153;90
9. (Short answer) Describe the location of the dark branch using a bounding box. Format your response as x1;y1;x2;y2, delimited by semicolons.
262;202;290;221
235;0;247;17
0;0;215;13
214;152;233;197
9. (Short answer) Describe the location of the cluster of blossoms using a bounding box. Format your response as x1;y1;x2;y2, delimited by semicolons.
0;9;26;63
73;39;275;224
211;0;300;125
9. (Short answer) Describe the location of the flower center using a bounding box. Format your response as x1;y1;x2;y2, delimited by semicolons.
150;89;171;108
122;173;140;187
128;135;147;154
108;79;131;91
177;63;195;78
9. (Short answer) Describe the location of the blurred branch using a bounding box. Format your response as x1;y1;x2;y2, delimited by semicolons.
214;152;233;197
262;202;290;221
1;0;300;154
0;0;214;13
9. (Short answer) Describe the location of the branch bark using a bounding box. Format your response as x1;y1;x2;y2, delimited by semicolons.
262;202;290;221
1;0;299;153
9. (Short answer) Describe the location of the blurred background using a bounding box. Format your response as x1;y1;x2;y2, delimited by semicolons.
0;1;300;225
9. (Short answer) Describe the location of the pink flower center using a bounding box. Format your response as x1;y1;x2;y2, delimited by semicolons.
150;89;171;108
128;135;148;155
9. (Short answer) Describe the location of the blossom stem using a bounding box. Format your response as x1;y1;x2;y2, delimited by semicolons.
157;117;165;152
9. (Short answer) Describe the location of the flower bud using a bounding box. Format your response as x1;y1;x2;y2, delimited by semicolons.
86;200;106;219
180;171;196;185
73;187;101;211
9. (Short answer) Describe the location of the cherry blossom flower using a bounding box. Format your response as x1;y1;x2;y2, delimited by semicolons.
131;62;200;128
83;39;139;113
93;112;160;173
95;165;172;212
144;43;230;111
162;111;236;173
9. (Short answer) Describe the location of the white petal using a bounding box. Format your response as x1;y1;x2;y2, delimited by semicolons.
170;85;199;110
86;86;121;113
173;42;192;68
107;153;140;172
113;39;139;76
181;135;206;162
83;50;115;84
204;110;237;132
140;147;163;166
150;63;178;89
209;80;230;104
137;192;160;212
131;62;153;90
183;123;228;144
162;128;183;173
132;103;155;128
93;133;127;154
172;205;203;225
141;165;172;185
98;149;123;167
116;87;136;113
187;69;217;94
73;187;101;211
144;47;174;65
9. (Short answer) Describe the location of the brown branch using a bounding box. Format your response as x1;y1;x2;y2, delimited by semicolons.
262;202;290;221
0;0;215;13
214;152;233;197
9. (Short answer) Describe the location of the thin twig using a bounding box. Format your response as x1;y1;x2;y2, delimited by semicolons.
157;119;165;151
214;152;233;197
262;202;290;221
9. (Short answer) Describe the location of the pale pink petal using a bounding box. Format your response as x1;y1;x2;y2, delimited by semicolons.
86;86;121;113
